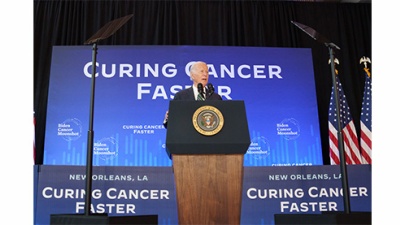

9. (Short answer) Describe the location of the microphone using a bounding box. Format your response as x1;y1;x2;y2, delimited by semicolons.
197;83;205;99
206;83;214;97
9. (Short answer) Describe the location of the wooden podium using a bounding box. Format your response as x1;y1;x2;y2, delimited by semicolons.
166;100;250;225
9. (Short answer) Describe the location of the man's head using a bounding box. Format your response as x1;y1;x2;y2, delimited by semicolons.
190;61;209;87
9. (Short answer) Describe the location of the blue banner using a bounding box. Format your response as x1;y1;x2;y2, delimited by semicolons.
34;165;371;225
44;45;322;166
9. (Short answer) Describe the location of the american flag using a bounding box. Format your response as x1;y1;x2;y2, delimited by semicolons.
359;66;372;164
329;70;362;165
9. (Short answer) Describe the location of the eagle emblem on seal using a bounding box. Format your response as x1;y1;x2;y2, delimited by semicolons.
192;105;224;136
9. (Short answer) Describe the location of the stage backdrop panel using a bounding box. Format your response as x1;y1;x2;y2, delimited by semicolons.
44;45;322;166
34;165;371;225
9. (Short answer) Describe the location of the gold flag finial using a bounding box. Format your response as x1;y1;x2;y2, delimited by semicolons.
359;56;371;77
328;58;340;75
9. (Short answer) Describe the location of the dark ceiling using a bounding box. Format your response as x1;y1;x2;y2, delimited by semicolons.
280;0;371;2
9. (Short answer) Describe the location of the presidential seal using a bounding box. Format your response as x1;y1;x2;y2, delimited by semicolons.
192;105;224;136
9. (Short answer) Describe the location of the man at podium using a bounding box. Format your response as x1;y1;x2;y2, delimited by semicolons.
164;73;249;224
163;61;222;128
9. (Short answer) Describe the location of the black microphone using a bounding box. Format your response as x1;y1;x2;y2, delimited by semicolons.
206;83;214;97
197;83;205;99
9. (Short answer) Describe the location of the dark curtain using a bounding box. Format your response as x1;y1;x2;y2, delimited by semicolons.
34;0;371;165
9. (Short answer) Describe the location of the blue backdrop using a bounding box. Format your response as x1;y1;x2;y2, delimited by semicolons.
44;45;322;166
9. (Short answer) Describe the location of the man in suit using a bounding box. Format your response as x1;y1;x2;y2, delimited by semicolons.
163;61;222;128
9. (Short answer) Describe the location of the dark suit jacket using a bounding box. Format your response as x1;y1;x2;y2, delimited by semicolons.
173;86;222;100
163;86;222;128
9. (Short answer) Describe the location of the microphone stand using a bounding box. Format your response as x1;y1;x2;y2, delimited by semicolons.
206;83;215;98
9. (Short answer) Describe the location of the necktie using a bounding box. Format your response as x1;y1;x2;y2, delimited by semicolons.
197;92;205;101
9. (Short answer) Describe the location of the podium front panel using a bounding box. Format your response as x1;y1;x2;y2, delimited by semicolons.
166;100;250;157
